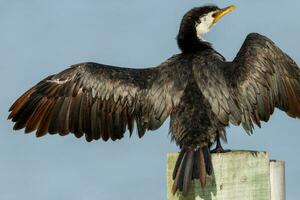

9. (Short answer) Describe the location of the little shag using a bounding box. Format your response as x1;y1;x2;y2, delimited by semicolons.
8;5;300;195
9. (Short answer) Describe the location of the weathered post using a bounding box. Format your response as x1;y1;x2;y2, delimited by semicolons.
167;151;285;200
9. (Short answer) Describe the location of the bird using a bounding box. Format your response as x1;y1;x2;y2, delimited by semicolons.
8;4;300;196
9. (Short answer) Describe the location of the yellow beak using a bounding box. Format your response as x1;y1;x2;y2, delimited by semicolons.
212;5;236;26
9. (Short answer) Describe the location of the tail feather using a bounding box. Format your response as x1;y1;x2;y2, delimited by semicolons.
171;152;186;195
172;149;185;180
203;147;212;175
172;146;212;196
192;150;199;179
197;147;207;188
183;150;194;195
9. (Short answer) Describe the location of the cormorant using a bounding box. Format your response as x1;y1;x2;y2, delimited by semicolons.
8;5;300;196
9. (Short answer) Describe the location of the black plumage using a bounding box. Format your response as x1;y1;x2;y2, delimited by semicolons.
8;5;300;196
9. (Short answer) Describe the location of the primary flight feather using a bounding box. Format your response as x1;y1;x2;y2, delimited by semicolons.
8;5;300;195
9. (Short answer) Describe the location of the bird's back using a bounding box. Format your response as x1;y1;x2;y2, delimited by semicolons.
169;49;227;145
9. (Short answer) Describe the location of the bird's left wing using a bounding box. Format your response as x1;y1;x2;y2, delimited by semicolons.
8;59;186;141
194;33;300;134
227;33;300;133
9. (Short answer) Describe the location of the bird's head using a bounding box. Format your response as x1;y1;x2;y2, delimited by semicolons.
177;5;236;53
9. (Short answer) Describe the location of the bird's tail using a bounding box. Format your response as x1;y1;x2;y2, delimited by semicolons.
171;146;212;196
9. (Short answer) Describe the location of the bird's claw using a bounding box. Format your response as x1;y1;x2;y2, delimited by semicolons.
210;147;231;154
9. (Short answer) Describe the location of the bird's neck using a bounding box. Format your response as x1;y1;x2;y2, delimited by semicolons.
177;32;212;53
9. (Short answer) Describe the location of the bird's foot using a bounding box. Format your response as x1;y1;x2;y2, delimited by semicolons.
210;146;231;154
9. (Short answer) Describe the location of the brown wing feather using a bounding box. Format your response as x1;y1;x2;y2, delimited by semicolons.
9;58;186;141
229;33;300;133
193;33;300;134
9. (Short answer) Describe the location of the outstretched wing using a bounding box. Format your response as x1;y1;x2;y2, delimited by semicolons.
8;58;186;141
194;33;300;134
229;33;300;132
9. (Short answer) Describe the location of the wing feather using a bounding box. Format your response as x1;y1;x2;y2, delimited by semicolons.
230;33;300;132
193;33;300;134
9;58;186;141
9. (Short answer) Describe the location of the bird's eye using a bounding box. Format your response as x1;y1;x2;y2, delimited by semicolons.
212;13;217;18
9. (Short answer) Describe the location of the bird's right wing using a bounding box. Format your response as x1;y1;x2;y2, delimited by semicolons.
8;57;187;141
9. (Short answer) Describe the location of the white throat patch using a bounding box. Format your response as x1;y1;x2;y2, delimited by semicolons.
195;11;215;39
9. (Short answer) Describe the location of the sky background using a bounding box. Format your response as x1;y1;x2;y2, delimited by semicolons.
0;0;299;199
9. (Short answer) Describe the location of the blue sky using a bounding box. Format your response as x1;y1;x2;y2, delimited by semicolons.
1;1;300;199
